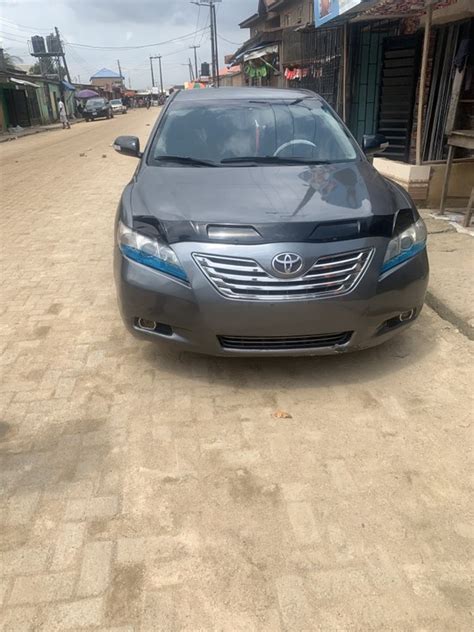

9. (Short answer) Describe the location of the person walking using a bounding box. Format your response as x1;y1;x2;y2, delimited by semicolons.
58;97;71;129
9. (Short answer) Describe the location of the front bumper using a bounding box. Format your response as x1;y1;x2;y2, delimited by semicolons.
114;239;429;356
86;110;108;118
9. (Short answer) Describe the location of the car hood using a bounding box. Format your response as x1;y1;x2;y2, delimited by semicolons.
129;162;411;243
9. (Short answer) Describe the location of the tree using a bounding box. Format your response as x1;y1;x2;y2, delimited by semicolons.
1;50;23;70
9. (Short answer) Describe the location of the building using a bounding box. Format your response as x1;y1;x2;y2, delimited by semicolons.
233;0;314;87
90;68;124;98
233;0;473;206
218;65;243;87
0;51;77;133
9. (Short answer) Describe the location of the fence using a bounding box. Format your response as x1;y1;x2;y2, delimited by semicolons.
282;27;344;112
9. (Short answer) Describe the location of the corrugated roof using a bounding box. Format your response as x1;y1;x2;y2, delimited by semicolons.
219;65;242;77
90;67;122;79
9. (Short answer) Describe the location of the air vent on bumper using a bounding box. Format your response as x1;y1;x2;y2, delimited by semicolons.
218;332;353;351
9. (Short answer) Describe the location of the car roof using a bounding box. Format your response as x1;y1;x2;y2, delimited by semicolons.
173;87;321;102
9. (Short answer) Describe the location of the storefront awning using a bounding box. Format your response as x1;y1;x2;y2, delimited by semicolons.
61;80;76;91
10;77;40;89
244;44;279;61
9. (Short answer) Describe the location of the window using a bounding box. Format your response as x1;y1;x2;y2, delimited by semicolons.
86;99;105;107
150;99;358;165
283;14;290;26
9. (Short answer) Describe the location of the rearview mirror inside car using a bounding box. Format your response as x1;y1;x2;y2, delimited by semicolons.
363;134;389;155
113;135;141;158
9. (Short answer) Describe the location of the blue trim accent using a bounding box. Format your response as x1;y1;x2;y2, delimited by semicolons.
381;242;426;274
120;244;188;282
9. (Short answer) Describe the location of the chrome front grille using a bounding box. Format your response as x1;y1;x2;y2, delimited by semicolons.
193;249;373;300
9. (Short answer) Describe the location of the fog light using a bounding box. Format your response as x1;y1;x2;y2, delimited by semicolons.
399;309;415;322
135;318;173;336
137;318;156;331
379;309;417;334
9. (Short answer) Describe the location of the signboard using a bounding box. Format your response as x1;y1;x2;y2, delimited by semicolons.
315;0;363;27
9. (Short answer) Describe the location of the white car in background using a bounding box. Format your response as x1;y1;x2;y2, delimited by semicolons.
110;99;127;115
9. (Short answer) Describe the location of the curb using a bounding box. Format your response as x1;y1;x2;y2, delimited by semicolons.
0;119;85;144
426;290;474;340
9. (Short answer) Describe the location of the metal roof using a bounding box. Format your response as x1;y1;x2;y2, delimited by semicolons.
90;67;122;79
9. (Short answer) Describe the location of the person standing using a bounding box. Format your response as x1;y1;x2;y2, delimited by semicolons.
58;97;71;129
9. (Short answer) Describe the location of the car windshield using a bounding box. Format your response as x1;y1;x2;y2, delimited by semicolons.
150;98;358;166
110;100;121;105
87;99;105;108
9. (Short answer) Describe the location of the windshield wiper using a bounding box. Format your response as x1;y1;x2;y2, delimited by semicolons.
220;156;330;165
155;155;218;167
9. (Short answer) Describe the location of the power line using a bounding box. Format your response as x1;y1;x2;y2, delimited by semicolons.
218;34;243;46
66;26;209;50
0;33;28;44
0;17;49;34
193;4;201;46
199;12;210;46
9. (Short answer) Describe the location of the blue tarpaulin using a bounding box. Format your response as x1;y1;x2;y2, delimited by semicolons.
61;80;76;91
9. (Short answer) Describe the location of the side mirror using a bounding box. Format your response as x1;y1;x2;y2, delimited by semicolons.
113;135;141;158
363;133;389;155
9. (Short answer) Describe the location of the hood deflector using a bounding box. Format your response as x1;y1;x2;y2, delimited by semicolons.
132;216;394;245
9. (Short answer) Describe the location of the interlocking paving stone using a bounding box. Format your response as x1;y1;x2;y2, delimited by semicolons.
0;107;472;631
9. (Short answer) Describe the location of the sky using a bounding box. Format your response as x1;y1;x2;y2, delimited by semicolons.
0;0;257;88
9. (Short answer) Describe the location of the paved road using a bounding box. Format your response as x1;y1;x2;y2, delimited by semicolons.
0;109;472;631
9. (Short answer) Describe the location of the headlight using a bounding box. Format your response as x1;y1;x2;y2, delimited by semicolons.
117;220;188;282
381;218;427;274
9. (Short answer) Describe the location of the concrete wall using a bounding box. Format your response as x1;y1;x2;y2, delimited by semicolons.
231;73;244;87
91;77;114;92
374;157;474;207
34;82;54;124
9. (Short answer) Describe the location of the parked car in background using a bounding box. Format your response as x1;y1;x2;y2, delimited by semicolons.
110;98;127;115
113;87;428;357
83;98;113;122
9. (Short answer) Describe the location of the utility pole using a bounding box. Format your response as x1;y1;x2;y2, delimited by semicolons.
190;44;200;81
54;26;72;84
117;59;123;85
211;2;220;87
188;58;194;81
149;56;155;87
191;0;221;86
158;55;164;94
150;55;164;93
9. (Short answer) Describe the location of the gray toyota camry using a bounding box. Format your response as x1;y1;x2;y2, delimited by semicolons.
113;87;428;356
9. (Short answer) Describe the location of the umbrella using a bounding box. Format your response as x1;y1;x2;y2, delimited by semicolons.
76;89;99;99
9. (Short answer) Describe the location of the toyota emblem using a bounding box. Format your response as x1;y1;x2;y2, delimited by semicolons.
272;253;303;276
